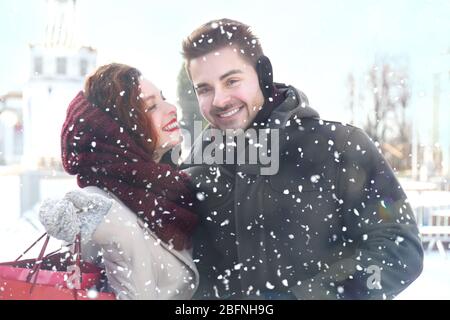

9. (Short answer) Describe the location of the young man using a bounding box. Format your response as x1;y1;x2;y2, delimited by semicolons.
181;18;423;300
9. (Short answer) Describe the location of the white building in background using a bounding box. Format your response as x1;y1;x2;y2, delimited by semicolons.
14;0;97;215
22;0;96;169
0;92;23;165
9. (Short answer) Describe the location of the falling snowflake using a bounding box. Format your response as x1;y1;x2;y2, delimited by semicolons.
265;281;275;290
196;192;205;201
395;236;404;245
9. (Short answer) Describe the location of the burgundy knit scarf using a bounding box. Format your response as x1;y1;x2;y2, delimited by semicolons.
61;91;198;250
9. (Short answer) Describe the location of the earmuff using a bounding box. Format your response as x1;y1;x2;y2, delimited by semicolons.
255;55;274;100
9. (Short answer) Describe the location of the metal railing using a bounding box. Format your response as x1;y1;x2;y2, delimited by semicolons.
414;205;450;258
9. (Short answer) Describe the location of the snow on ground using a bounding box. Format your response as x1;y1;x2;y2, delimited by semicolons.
1;213;449;300
395;250;450;300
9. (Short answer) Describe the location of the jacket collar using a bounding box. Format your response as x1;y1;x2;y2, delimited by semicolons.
267;84;320;130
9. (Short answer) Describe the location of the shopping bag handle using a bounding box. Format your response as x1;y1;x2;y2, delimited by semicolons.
15;232;48;262
17;232;83;298
26;234;51;283
16;232;81;266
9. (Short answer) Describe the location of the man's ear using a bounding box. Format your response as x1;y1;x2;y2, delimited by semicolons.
256;55;273;100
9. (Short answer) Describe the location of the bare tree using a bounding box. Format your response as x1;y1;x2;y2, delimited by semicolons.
348;58;412;172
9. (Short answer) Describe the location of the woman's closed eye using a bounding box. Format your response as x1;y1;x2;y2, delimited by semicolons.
145;104;157;113
145;92;166;112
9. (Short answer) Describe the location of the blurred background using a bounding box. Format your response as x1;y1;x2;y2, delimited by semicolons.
0;0;449;299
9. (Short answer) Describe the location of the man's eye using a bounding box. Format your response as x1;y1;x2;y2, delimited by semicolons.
226;78;240;86
197;87;210;95
160;91;166;101
145;104;157;112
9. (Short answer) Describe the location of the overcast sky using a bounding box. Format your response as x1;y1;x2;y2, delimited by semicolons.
1;0;449;122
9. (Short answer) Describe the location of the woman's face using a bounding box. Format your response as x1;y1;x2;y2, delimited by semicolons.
139;78;182;157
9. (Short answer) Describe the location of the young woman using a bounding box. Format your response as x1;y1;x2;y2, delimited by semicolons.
39;63;199;299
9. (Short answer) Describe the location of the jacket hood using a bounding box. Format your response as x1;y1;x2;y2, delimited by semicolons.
268;84;320;129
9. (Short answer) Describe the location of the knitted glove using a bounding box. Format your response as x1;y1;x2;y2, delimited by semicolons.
39;198;81;243
39;190;113;244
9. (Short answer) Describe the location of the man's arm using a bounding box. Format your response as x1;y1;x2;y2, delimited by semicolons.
290;127;424;299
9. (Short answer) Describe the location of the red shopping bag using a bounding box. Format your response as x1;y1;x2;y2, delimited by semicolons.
0;233;116;300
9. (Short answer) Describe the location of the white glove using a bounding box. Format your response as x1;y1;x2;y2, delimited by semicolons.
39;198;81;243
39;190;113;244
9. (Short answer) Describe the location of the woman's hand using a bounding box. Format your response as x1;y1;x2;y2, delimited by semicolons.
39;190;113;244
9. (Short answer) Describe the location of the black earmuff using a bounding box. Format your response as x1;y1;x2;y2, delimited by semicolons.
256;55;274;100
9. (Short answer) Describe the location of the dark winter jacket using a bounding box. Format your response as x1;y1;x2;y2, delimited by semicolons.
184;84;423;300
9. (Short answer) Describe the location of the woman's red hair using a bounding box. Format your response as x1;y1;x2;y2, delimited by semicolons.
84;63;158;155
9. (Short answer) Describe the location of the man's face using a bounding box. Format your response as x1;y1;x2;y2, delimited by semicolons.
189;47;264;130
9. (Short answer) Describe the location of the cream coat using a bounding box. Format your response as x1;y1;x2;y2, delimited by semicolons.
81;186;199;300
